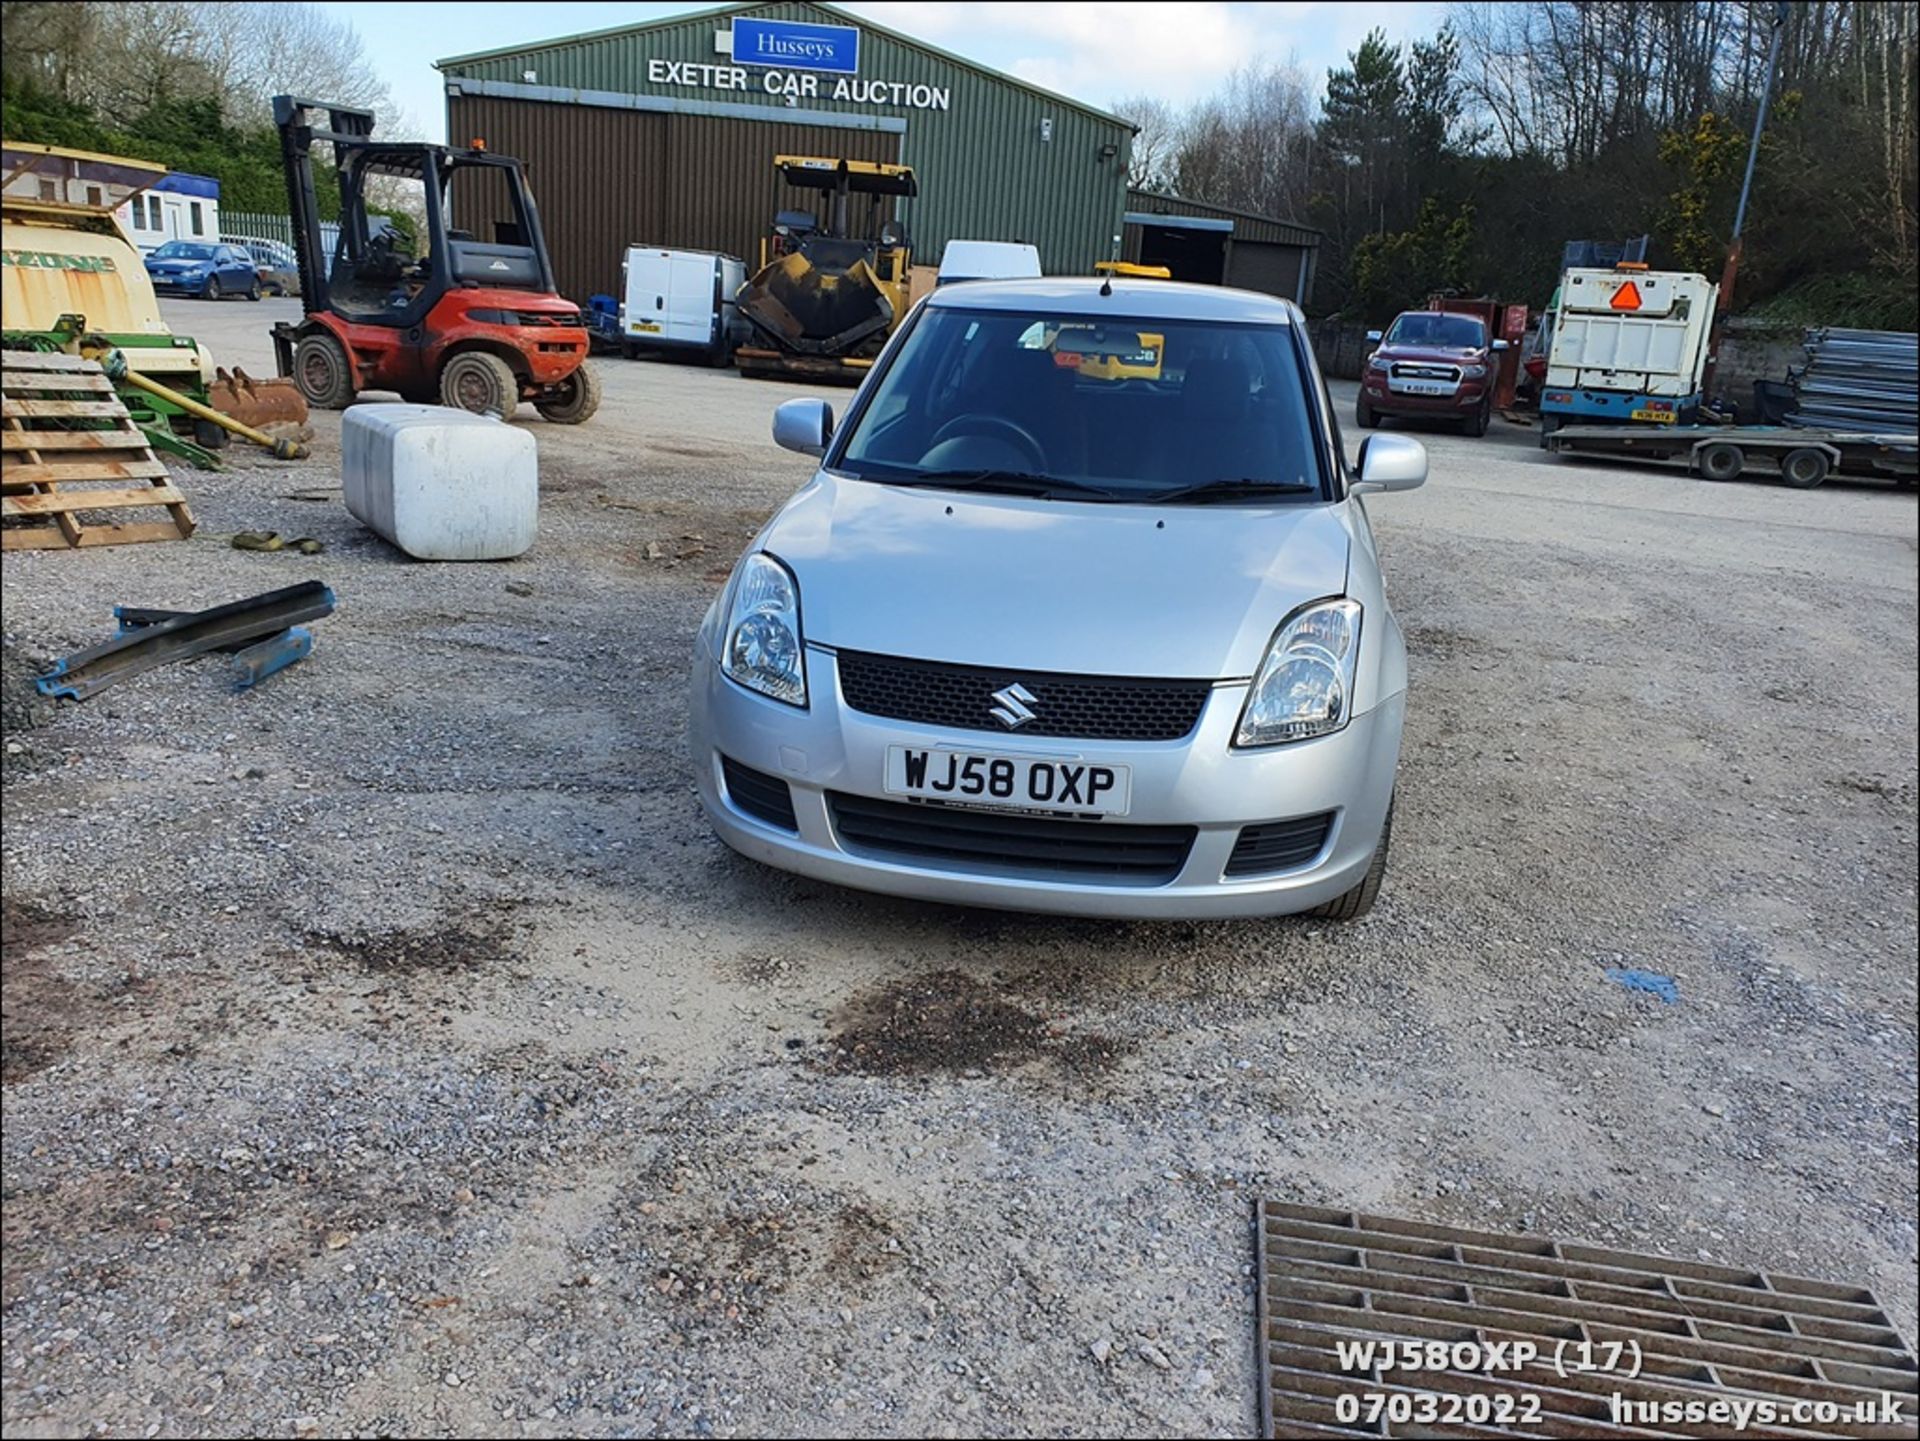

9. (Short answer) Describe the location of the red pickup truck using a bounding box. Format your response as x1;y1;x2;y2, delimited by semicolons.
1356;310;1509;437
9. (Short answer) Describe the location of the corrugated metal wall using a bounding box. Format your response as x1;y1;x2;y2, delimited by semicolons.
1226;241;1306;303
439;1;1133;275
449;93;898;302
1125;187;1322;250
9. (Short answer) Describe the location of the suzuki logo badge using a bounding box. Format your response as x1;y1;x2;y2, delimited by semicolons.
990;683;1038;730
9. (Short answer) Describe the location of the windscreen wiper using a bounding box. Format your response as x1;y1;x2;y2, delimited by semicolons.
899;470;1121;500
1143;478;1320;505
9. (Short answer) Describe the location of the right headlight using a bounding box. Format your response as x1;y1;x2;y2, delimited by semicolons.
721;552;807;707
1233;598;1362;748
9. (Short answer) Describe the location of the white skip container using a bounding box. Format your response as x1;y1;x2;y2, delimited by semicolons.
342;404;538;561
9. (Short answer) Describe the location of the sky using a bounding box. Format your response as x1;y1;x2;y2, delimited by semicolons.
314;1;1447;141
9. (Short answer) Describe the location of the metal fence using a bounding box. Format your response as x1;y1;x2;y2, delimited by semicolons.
221;210;339;259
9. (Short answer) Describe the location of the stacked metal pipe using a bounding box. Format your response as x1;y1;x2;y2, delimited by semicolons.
1789;328;1920;434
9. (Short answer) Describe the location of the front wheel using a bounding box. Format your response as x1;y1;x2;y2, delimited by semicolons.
1355;396;1379;429
205;276;222;301
534;362;602;424
440;351;521;418
1463;398;1491;437
1308;797;1392;922
247;278;262;301
292;332;355;410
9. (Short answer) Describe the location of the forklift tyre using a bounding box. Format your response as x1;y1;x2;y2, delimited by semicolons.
440;351;520;419
535;362;603;425
292;333;356;410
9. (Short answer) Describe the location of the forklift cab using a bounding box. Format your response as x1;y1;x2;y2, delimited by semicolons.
325;144;550;328
276;97;558;332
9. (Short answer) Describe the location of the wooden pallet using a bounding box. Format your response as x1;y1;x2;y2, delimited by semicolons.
1;350;195;550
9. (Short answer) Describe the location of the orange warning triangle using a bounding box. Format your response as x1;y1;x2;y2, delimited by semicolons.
1610;280;1643;311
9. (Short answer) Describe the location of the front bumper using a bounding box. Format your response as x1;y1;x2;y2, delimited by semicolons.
1362;373;1488;415
689;644;1404;919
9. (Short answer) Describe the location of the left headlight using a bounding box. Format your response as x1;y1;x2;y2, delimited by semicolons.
721;552;806;707
1233;598;1362;748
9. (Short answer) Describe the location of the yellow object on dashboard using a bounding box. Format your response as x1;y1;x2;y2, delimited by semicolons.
1093;261;1172;280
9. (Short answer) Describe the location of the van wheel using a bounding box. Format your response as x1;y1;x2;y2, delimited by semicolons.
1308;798;1392;922
534;362;602;424
440;351;520;418
1779;447;1830;489
292;332;355;410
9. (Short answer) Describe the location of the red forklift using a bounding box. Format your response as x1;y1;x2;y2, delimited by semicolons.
270;95;599;423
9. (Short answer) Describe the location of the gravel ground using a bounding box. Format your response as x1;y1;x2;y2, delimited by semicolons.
2;298;1916;1438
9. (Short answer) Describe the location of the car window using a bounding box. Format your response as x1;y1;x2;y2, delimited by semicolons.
152;242;214;260
836;305;1324;503
1385;313;1486;349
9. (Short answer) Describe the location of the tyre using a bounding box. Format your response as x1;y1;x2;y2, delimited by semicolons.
1537;413;1559;450
1309;797;1393;922
204;276;222;301
191;418;230;450
440;350;520;418
292;332;355;410
1697;442;1744;482
247;278;262;301
1779;446;1830;489
1464;398;1491;437
1355;396;1379;429
534;361;602;424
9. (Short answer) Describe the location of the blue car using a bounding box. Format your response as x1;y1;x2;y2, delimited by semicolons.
145;240;261;300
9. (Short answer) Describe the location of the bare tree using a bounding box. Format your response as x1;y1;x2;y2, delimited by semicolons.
1171;60;1316;219
1112;93;1180;192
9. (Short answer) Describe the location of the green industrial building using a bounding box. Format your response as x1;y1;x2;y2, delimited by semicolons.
437;1;1319;306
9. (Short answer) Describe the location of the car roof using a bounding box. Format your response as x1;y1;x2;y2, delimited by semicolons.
925;277;1299;325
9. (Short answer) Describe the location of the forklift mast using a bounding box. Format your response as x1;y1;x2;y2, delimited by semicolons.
273;96;376;312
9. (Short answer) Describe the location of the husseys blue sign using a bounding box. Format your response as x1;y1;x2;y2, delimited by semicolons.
731;17;860;74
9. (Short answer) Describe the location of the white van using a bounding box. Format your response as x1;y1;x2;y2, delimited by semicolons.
620;248;747;364
936;240;1042;287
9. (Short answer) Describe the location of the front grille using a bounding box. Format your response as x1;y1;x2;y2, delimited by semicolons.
719;756;798;831
828;792;1195;885
1225;813;1335;877
835;650;1212;742
1390;362;1462;382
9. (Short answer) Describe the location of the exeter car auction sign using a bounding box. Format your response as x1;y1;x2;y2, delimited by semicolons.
654;19;952;111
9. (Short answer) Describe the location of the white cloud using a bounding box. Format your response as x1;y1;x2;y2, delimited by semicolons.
844;1;1446;110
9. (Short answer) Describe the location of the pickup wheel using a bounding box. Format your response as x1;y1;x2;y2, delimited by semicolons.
1697;442;1745;482
534;361;602;424
1463;397;1492;437
440;351;520;418
1779;447;1831;489
1355;396;1380;429
292;332;355;410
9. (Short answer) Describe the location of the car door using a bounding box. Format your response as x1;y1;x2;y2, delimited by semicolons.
219;247;253;290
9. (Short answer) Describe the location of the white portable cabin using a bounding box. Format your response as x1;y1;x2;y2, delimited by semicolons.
1545;268;1717;400
114;172;221;256
619;247;747;362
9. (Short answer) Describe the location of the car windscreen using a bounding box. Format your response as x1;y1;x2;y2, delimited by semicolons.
1385;313;1486;349
151;242;214;260
834;307;1324;503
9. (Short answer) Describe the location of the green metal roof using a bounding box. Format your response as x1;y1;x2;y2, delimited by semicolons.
435;1;1138;132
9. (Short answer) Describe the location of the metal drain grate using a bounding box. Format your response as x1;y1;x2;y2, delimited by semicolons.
1256;1201;1919;1438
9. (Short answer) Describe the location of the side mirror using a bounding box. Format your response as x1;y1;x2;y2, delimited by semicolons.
1352;434;1427;494
1491;338;1511;352
1365;329;1383;344
772;397;833;457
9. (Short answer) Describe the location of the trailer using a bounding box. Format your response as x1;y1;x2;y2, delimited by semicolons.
1547;423;1918;488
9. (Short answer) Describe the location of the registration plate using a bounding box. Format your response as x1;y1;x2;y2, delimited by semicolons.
1629;408;1676;423
884;746;1131;817
1390;379;1453;396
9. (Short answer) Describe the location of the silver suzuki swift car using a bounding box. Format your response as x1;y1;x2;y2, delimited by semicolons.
689;278;1426;920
